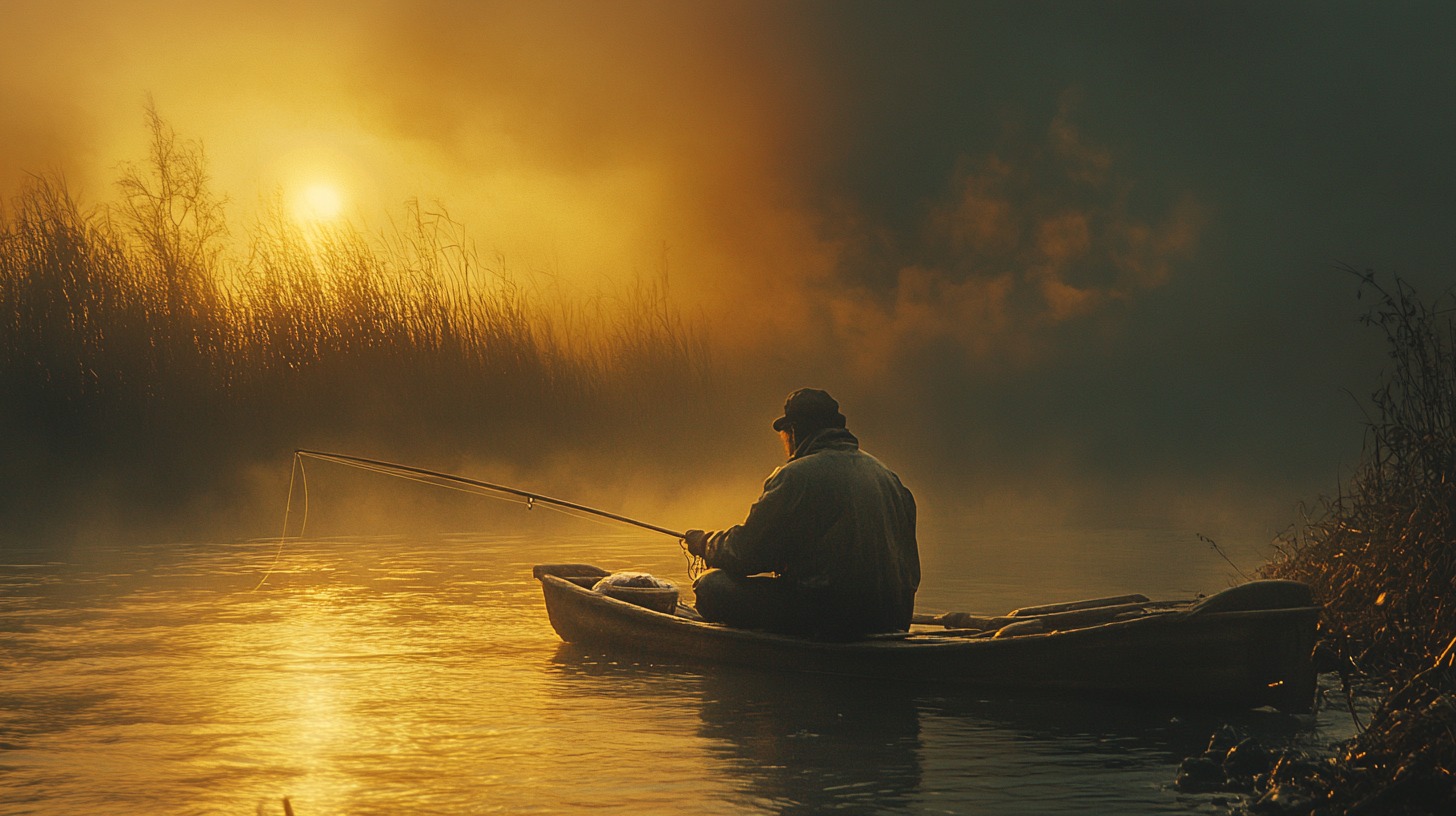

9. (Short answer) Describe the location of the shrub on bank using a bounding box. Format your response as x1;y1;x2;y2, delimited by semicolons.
1260;271;1454;815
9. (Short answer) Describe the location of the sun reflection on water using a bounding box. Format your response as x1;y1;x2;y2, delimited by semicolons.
0;532;1355;814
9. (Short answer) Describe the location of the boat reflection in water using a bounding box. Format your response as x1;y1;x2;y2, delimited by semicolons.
695;664;924;814
548;642;1318;815
550;645;922;813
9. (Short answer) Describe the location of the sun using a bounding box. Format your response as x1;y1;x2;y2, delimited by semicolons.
294;182;346;223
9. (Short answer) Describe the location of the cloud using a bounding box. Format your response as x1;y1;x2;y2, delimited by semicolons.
818;101;1204;380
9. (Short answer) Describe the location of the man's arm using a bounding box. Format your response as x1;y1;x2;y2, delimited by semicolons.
687;467;809;576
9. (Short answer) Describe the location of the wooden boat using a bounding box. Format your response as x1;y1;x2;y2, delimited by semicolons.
535;563;1322;712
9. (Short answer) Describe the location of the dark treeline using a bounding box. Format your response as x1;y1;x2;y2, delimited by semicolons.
0;107;711;541
1260;271;1454;814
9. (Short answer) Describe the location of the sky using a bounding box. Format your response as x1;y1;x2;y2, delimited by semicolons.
4;0;1454;544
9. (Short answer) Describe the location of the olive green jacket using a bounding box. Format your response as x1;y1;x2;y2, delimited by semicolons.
702;427;920;632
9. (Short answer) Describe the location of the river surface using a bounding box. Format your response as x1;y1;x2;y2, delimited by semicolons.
0;526;1357;815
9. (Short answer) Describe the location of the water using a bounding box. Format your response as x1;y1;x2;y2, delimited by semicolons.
0;528;1357;815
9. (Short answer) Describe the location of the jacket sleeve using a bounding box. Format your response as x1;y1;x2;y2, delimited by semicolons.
703;466;810;576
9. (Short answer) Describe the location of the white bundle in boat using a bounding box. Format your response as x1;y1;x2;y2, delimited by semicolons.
592;572;676;590
592;572;678;613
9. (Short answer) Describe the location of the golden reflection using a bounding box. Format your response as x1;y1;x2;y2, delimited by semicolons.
251;589;360;810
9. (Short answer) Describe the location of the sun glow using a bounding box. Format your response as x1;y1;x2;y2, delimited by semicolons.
294;182;345;223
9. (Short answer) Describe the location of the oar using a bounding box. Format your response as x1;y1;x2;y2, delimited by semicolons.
913;593;1161;631
293;449;686;539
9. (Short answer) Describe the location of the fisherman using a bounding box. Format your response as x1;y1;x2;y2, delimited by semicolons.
683;388;919;640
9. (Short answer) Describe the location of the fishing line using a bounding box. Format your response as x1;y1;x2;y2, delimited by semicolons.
682;544;707;581
252;453;309;591
1198;533;1252;583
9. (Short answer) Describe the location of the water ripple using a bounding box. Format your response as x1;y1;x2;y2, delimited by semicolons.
0;532;1352;815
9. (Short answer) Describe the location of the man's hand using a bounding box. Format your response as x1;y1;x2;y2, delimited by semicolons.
683;529;709;558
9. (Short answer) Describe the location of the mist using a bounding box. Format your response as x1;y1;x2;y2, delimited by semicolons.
3;1;1454;567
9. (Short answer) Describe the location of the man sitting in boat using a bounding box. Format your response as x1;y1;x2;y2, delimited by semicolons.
683;388;919;640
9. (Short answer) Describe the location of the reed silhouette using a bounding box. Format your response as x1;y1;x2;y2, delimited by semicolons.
0;105;711;539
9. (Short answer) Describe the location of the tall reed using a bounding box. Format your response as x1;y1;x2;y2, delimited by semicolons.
0;107;712;526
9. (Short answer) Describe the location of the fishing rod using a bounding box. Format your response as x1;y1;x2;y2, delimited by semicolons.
293;449;686;539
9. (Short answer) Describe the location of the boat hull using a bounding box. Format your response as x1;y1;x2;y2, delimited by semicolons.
536;565;1320;712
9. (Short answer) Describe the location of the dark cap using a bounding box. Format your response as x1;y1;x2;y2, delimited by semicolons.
772;388;846;432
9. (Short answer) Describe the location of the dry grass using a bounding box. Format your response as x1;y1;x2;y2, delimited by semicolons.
1260;269;1454;814
1263;270;1454;675
0;106;711;533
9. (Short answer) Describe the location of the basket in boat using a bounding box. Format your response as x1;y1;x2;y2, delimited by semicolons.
591;572;679;613
598;584;678;613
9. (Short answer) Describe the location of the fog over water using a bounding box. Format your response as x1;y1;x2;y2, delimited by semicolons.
5;2;1453;554
0;6;1450;807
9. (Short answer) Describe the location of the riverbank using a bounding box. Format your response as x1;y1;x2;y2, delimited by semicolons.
1239;272;1454;815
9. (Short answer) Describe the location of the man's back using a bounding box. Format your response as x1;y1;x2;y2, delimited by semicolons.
700;426;919;636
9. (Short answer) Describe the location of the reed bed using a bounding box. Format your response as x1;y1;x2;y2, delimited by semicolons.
0;110;710;528
1260;270;1454;814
